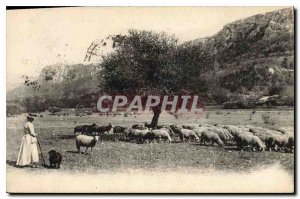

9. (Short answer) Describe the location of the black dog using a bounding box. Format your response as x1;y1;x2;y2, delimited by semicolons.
48;150;62;169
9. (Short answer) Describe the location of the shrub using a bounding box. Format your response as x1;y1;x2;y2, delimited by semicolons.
211;87;230;105
48;106;61;113
7;103;23;116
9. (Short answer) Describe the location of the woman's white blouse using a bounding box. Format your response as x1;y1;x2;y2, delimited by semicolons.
24;122;37;136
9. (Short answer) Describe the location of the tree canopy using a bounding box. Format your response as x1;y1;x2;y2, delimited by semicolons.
100;29;181;95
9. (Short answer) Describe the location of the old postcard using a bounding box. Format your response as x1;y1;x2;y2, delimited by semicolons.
6;7;294;193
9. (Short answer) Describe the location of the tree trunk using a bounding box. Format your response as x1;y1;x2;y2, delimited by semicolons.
150;106;161;128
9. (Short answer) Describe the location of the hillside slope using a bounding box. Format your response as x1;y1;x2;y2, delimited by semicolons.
7;8;294;112
7;63;102;111
181;8;294;93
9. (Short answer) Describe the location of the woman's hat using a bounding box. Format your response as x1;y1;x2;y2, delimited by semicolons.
26;114;35;120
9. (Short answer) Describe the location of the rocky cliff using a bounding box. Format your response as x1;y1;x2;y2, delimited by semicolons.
7;8;294;111
181;7;294;93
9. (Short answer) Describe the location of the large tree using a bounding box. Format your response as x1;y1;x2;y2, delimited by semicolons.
98;29;181;127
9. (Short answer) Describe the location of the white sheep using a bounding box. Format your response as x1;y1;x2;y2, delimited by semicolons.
192;127;210;138
207;127;230;141
75;135;100;154
180;129;200;142
182;124;200;130
128;128;150;143
200;124;214;127
151;128;172;143
200;131;224;147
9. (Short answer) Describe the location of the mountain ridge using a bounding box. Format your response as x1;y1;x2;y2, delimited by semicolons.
7;7;294;111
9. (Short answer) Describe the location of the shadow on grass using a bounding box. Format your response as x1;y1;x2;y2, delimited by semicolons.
6;160;17;167
170;141;184;144
66;150;92;155
189;143;202;146
6;160;53;169
223;146;239;151
66;150;79;154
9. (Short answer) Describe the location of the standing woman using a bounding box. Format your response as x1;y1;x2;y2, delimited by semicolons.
16;114;39;168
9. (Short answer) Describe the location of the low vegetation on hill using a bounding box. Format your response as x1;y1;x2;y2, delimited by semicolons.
7;8;294;113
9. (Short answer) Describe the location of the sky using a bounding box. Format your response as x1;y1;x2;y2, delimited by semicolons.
7;6;287;90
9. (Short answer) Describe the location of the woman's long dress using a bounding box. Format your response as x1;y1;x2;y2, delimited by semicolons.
16;122;39;166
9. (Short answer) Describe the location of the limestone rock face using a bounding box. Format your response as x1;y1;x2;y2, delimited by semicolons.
7;8;295;107
182;8;294;92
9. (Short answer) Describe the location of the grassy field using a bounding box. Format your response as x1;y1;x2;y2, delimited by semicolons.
6;107;294;176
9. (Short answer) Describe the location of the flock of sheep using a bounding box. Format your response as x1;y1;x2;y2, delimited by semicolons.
73;122;294;154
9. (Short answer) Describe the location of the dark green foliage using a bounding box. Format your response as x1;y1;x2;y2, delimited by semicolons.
7;103;23;116
48;106;62;113
101;29;180;94
6;8;295;112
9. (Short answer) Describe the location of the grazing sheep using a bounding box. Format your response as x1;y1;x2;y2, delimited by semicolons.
182;124;200;130
94;123;112;135
274;136;294;152
266;129;286;135
74;124;88;135
200;131;224;147
159;126;174;136
222;129;234;140
238;127;250;132
128;128;150;143
132;124;147;130
207;127;230;141
124;128;133;141
249;127;288;149
170;124;183;134
223;125;252;138
235;134;266;151
143;131;156;143
156;124;169;129
214;124;225;128
75;135;100;154
180;129;199;142
212;125;234;139
236;125;251;131
169;125;199;142
222;125;240;136
113;126;128;135
249;128;264;135
155;125;174;136
150;128;172;143
251;131;276;151
249;126;282;135
275;128;290;135
192;127;210;138
200;124;214;128
271;127;294;135
74;123;97;136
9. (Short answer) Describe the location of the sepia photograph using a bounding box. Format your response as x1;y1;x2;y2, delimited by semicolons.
6;6;295;193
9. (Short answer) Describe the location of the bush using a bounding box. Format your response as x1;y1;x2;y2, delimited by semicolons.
48;106;61;113
268;95;294;106
211;87;230;104
7;103;23;116
269;83;287;95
